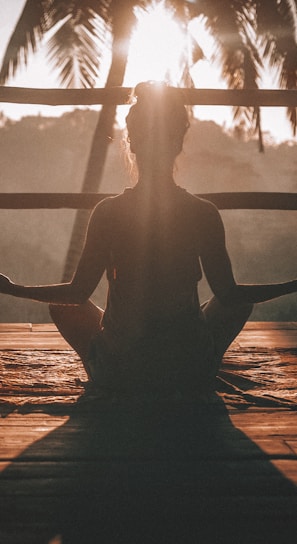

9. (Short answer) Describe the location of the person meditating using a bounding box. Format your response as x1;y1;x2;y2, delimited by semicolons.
0;82;296;399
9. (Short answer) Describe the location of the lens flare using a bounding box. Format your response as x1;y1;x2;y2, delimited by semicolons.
124;2;186;86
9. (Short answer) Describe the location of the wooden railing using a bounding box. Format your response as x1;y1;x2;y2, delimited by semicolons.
0;192;296;210
1;87;297;107
1;86;296;212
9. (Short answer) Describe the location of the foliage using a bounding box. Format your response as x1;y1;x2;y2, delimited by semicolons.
0;0;111;88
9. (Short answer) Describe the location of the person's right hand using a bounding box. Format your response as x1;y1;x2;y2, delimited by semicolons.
0;274;13;295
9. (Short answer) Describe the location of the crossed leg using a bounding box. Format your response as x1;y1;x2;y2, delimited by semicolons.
49;301;103;379
201;296;254;363
49;297;253;384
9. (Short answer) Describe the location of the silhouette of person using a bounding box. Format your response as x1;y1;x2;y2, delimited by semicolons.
0;82;296;398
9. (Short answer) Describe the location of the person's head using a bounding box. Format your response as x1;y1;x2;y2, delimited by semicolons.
126;82;190;170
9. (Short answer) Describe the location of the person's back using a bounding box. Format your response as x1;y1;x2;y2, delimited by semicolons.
102;184;210;341
89;182;219;398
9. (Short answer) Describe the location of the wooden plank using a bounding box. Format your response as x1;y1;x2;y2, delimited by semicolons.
0;323;67;349
285;441;297;454
0;414;68;427
237;438;295;456
12;323;288;348
230;412;297;436
32;323;59;332
0;338;70;349
226;322;297;348
245;321;297;330
0;333;60;340
0;321;290;333
0;322;292;350
0;416;68;464
1;461;297;495
1;495;297;521
271;459;297;485
0;409;296;462
1;192;297;210
0;332;70;349
1;86;297;106
238;330;297;338
235;331;297;348
0;323;58;332
5;459;293;480
0;323;33;332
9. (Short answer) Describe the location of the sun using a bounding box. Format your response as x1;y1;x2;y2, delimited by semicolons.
124;3;186;87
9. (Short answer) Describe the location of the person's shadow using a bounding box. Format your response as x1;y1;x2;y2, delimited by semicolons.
1;397;297;544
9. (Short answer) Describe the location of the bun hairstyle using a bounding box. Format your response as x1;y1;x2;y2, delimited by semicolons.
126;81;190;157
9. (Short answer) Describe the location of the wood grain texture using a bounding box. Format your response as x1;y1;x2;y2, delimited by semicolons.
1;192;297;210
0;322;296;543
1;86;297;106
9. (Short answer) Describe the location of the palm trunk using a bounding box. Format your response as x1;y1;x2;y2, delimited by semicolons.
61;103;118;282
62;2;136;282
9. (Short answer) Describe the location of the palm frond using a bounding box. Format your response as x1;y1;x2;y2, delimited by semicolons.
49;0;112;25
46;8;108;88
0;0;49;84
0;0;113;86
256;0;297;134
199;7;251;87
191;37;205;65
195;1;266;146
164;0;191;19
257;0;297;79
166;0;201;18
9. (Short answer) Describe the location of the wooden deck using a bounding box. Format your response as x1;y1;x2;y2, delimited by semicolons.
0;322;297;544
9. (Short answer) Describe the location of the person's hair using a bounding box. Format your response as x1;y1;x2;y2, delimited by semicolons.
125;81;190;158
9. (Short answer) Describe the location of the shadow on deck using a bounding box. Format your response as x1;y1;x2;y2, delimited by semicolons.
0;323;297;543
1;398;297;544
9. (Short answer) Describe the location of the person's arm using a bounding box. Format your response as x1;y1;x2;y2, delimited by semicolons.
199;202;297;306
0;201;110;305
226;279;297;304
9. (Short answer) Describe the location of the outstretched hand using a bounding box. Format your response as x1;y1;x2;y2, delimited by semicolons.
0;274;13;295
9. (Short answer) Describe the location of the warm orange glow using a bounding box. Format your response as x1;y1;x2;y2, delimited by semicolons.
0;415;68;472
124;2;187;86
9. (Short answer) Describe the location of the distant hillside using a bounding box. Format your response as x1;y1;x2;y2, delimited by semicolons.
0;109;296;322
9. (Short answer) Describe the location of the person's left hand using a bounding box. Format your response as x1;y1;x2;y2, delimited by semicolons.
0;274;13;294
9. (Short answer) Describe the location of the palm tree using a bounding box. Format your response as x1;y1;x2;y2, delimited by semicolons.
1;0;296;278
1;0;138;280
58;1;137;281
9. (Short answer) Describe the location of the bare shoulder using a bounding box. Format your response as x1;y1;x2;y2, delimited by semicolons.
90;192;126;222
182;191;222;227
92;194;118;214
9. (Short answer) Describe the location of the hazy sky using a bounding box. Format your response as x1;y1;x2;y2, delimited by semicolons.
0;0;25;60
0;0;296;143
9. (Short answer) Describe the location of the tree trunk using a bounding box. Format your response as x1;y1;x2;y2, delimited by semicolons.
62;2;136;281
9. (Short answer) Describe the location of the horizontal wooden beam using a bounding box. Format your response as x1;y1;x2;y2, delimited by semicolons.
0;193;296;210
1;87;297;107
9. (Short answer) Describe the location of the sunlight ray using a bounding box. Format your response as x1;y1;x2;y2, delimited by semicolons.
124;2;186;87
